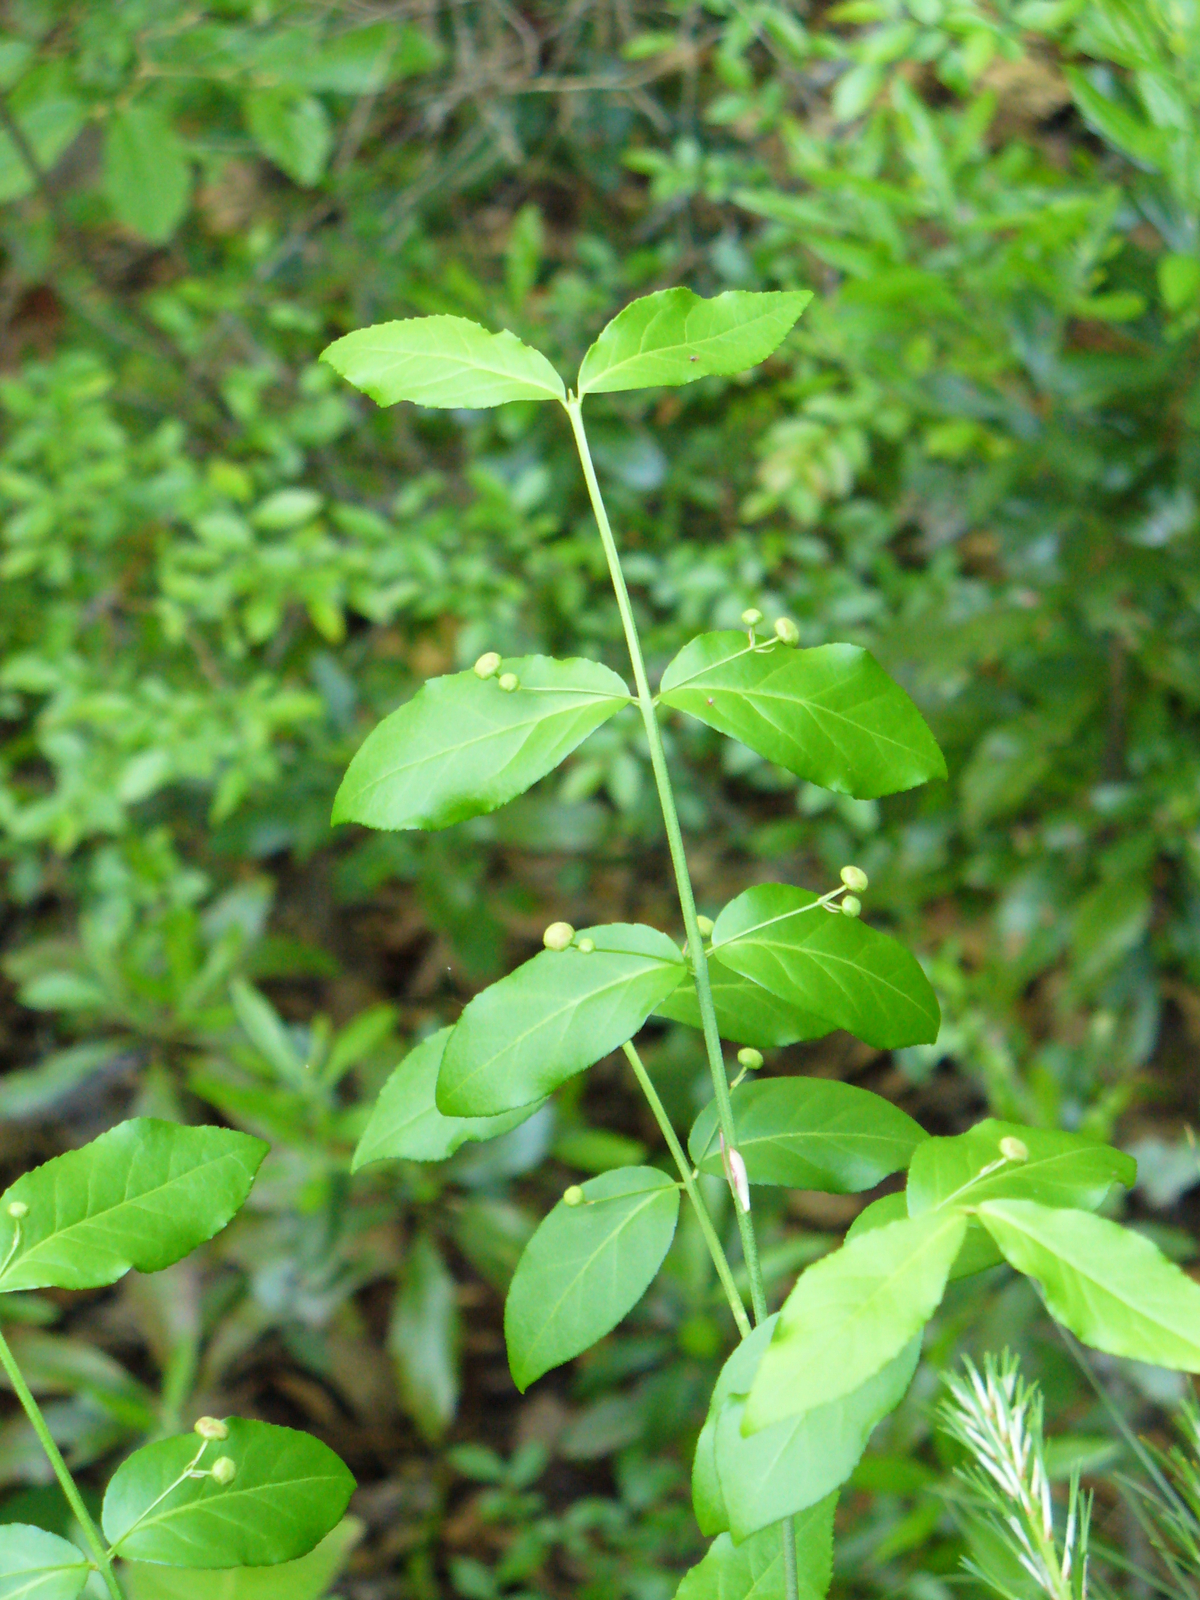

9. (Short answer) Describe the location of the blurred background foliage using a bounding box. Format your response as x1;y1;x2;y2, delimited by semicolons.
1;0;1200;1596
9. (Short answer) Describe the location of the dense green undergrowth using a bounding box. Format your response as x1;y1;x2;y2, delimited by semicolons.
1;2;1200;1597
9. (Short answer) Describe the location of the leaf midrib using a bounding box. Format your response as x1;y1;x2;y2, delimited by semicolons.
115;1470;344;1540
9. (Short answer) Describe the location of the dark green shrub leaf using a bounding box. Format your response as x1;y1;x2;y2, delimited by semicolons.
123;1518;361;1599
907;1120;1135;1216
0;1120;267;1293
322;316;566;408
390;1232;460;1443
436;924;685;1117
654;969;830;1049
659;637;945;798
710;885;940;1050
243;89;332;187
577;289;811;396
104;105;191;244
743;1209;966;1433
102;1418;355;1567
332;657;629;831
352;1029;539;1168
977;1200;1200;1370
688;1078;927;1191
675;1497;835;1600
0;1524;88;1599
505;1167;680;1390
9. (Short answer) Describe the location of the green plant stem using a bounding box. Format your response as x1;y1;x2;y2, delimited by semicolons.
564;395;770;1327
622;1041;752;1339
0;1324;126;1600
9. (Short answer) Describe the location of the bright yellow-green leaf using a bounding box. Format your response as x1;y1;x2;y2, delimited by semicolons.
322;316;566;408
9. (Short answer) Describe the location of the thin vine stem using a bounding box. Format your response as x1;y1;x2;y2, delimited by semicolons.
565;396;796;1600
564;395;770;1326
0;1324;126;1600
622;1041;751;1339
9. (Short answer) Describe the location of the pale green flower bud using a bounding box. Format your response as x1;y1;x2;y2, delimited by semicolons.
6;1201;28;1220
473;651;502;679
737;1047;764;1071
563;1185;585;1207
741;608;763;627
497;672;519;692
840;895;861;918
840;865;869;893
543;921;575;951
211;1456;237;1486
999;1136;1028;1164
774;617;800;645
193;1416;228;1441
576;936;595;953
695;915;715;937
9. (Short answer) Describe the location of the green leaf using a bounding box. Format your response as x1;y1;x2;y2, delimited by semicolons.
849;1192;999;1281
390;1232;460;1444
977;1200;1200;1370
104;105;191;244
688;1078;927;1191
710;885;940;1050
353;1029;539;1168
675;1498;835;1600
0;1524;88;1600
436;924;685;1118
243;89;332;187
102;1419;355;1567
504;1167;680;1391
742;1209;966;1432
1065;68;1164;167
654;969;830;1049
321;316;566;408
659;637;946;799
577;289;811;396
0;64;84;204
907;1119;1135;1216
122;1519;361;1600
332;656;629;832
0;1120;267;1294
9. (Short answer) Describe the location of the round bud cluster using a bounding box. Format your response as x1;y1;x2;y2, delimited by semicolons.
563;1185;585;1208
999;1136;1029;1164
774;617;800;645
210;1456;238;1486
840;865;869;893
473;651;502;679
6;1201;28;1220
576;936;595;953
741;608;763;627
193;1416;229;1441
695;914;715;938
737;1047;764;1071
498;672;520;692
840;896;862;918
543;921;575;952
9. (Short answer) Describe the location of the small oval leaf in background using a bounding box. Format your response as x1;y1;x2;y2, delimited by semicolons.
122;1518;361;1600
243;88;332;188
688;1077;927;1192
389;1232;460;1443
352;1029;539;1168
436;923;685;1118
103;1418;355;1568
907;1120;1136;1217
675;1496;835;1600
505;1167;680;1391
322;315;566;408
743;1209;966;1434
0;1120;268;1293
577;288;811;396
977;1199;1200;1371
332;656;629;832
711;885;940;1050
659;636;945;798
104;105;191;244
654;968;829;1049
0;1523;88;1600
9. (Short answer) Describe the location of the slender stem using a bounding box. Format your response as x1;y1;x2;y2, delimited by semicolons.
565;396;769;1326
622;1042;751;1338
0;1325;126;1600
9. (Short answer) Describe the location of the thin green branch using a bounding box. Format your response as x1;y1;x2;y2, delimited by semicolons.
0;1324;126;1600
